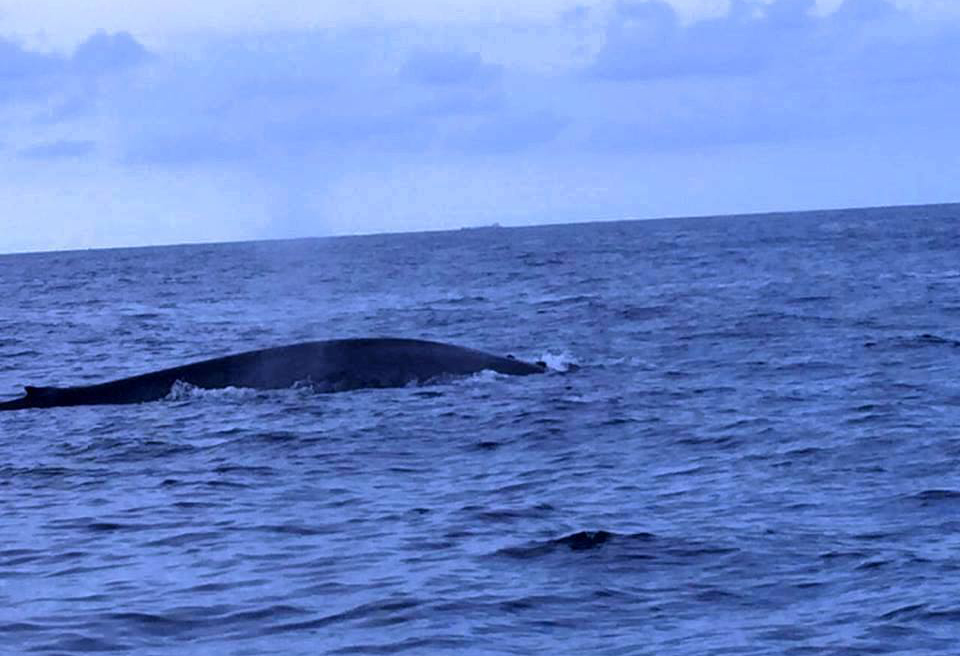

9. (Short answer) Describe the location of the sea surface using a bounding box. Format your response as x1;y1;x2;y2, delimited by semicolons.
2;204;960;655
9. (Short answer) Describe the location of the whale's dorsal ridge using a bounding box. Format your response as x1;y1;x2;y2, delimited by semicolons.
2;338;546;411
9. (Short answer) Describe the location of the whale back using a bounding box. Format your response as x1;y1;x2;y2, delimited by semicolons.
25;385;56;397
0;338;546;410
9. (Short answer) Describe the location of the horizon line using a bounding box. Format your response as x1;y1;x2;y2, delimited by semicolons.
2;199;957;258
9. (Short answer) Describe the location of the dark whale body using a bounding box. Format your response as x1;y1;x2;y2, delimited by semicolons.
0;338;545;411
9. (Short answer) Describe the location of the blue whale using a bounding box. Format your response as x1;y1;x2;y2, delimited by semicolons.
0;338;546;411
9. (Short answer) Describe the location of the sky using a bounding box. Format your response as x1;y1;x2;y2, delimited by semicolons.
0;0;957;253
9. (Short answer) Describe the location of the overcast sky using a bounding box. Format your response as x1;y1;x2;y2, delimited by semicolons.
1;0;957;253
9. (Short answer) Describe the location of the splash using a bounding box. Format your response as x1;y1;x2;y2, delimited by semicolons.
165;380;260;402
536;349;579;372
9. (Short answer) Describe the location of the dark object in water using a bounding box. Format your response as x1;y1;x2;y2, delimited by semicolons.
0;338;546;411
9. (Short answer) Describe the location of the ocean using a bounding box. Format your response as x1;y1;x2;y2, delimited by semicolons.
1;203;959;655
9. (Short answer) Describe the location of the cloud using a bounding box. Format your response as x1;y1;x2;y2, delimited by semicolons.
0;31;149;100
0;29;151;138
0;38;64;100
830;0;898;21
124;133;253;166
19;139;96;159
0;0;619;49
587;0;951;82
560;5;592;25
400;49;502;86
71;30;149;73
2;0;960;253
589;0;808;80
6;4;958;163
448;110;568;153
110;33;553;166
581;0;960;149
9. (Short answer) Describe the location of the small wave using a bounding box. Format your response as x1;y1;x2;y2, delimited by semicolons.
863;601;960;625
3;349;41;358
0;465;75;480
459;503;555;524
251;523;325;537
144;531;225;548
520;256;567;268
203;479;250;489
100;610;208;638
45;518;152;533
174;579;269;595
428;293;489;306
0;621;46;635
620;304;670;321
26;634;130;653
774;360;844;372
786;295;833;304
906;489;960;502
75;438;196;463
781;446;824;458
912;333;960;347
212;464;277;476
819;550;868;561
328;636;472;654
259;597;423;636
653;465;708;480
410;390;445;399
879;603;928;621
923;608;960;621
853;531;901;541
867;333;960;350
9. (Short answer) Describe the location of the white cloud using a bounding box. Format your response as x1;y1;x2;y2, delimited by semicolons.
0;1;769;52
1;0;953;52
5;0;583;49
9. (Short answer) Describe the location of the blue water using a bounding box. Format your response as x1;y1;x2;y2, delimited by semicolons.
2;204;960;655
